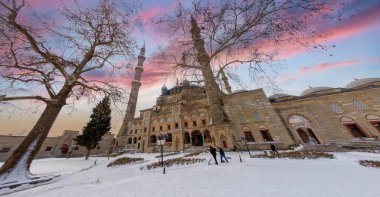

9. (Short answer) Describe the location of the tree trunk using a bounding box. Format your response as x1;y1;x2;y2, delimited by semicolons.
190;17;229;124
0;102;65;182
85;149;91;160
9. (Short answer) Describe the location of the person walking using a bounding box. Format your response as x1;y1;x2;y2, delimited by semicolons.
270;143;279;154
218;146;228;163
209;146;218;165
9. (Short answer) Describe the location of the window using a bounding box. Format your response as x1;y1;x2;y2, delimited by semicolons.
260;130;274;142
175;123;179;129
184;122;188;128
159;126;163;131
200;112;206;119
253;111;261;122
97;146;100;150
244;131;255;142
152;127;155;132
329;103;343;113
135;129;137;134
144;127;147;132
166;133;173;142
0;147;10;153
130;130;133;134
353;99;368;111
193;121;197;127
168;125;171;130
150;135;157;143
202;119;206;125
45;147;52;151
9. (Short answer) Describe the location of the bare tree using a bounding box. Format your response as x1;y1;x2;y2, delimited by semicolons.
155;0;342;124
0;0;136;182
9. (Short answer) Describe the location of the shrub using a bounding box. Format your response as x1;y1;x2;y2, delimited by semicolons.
154;152;181;158
107;157;144;167
359;160;380;168
184;152;203;157
146;157;206;170
251;151;335;159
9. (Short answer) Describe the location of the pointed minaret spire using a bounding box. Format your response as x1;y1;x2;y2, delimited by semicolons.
118;44;146;137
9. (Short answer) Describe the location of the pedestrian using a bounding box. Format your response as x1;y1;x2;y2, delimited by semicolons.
209;146;218;165
218;146;228;163
270;143;279;154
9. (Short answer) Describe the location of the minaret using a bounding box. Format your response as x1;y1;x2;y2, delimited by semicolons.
117;44;145;137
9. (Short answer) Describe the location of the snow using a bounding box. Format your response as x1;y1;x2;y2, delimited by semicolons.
2;152;380;197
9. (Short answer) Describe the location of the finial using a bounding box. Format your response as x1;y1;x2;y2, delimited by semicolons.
139;42;145;56
353;77;358;80
308;85;312;89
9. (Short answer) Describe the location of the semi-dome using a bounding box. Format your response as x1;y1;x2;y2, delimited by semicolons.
300;87;333;96
345;78;380;89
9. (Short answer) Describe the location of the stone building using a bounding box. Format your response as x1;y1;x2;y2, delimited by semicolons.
0;130;115;161
117;76;380;153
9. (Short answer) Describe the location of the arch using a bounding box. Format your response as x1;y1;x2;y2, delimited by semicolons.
133;137;137;144
204;130;212;143
150;135;157;143
340;116;368;138
289;115;309;124
243;126;255;142
253;111;261;122
366;114;380;132
289;115;320;144
191;130;203;146
127;138;132;144
184;132;190;144
296;128;309;143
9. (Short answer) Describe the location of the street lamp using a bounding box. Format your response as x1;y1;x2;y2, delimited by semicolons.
242;137;252;157
157;135;166;174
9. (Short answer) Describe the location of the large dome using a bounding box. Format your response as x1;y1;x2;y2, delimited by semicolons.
300;87;333;96
345;78;380;89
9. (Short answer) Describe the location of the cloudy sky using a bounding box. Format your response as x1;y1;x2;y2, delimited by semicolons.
0;0;379;137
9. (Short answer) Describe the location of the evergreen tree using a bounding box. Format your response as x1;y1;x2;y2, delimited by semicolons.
75;97;112;160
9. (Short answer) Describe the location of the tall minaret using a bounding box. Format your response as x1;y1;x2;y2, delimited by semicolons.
117;44;145;137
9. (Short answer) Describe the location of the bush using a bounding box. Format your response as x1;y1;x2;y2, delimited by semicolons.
184;152;203;157
107;157;144;167
154;152;181;158
146;157;206;170
359;160;380;168
251;151;335;159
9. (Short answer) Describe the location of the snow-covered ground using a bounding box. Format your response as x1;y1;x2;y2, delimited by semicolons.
2;152;380;197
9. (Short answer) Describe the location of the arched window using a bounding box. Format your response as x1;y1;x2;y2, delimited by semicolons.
243;126;255;142
340;116;368;138
159;118;164;123
353;99;368;111
183;115;189;120
150;135;157;143
167;117;172;123
133;137;137;144
127;138;132;144
329;103;343;113
200;112;206;119
253;111;261;122
366;114;380;132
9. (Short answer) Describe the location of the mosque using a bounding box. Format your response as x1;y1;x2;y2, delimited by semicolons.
115;46;380;152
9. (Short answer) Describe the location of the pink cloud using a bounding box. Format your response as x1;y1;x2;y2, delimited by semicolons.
299;58;380;74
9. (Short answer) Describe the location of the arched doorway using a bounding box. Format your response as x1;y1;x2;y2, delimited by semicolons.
184;132;190;144
191;130;203;146
289;115;321;144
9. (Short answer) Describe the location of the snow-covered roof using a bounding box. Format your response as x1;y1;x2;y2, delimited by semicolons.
345;78;380;89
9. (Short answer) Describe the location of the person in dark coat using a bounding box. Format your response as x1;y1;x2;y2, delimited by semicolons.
218;146;228;163
270;143;279;154
209;146;218;165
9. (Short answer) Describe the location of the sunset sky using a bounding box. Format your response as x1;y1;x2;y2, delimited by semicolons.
0;0;379;137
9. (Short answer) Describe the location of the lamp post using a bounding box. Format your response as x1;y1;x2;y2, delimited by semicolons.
157;136;166;174
242;137;252;157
